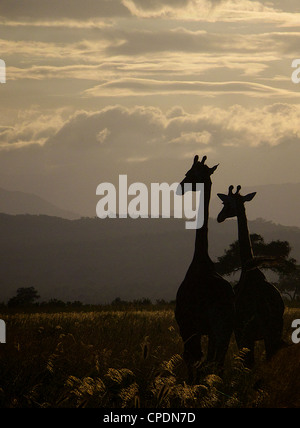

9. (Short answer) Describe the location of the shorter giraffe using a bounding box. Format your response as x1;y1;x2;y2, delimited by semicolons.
217;185;285;366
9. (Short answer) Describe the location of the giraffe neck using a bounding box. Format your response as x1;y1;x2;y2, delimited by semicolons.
237;203;254;270
192;179;213;267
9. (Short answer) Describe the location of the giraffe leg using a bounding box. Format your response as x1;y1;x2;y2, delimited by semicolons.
261;306;285;360
235;331;255;368
207;334;216;362
246;346;255;367
269;312;287;358
213;328;233;373
217;338;230;366
264;331;286;360
208;305;234;371
182;333;203;384
242;340;255;367
201;334;226;377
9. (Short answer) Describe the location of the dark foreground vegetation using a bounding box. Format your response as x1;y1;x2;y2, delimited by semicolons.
0;301;299;408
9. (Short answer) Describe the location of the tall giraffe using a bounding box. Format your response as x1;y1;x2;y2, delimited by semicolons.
217;185;286;366
175;155;235;382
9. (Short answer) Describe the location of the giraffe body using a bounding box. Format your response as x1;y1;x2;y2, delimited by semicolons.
234;268;285;362
175;264;235;367
217;186;285;366
175;156;235;381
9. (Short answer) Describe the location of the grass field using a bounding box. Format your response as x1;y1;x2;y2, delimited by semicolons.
0;304;299;408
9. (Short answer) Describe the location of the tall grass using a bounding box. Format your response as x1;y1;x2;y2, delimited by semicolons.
0;306;299;408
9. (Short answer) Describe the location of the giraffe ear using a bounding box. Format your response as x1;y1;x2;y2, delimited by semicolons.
217;193;227;202
209;164;219;175
243;192;256;202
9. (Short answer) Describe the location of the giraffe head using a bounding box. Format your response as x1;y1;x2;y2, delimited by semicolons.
217;185;256;223
178;155;219;195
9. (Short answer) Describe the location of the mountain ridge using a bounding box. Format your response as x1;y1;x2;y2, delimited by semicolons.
1;181;300;227
0;187;80;220
0;213;299;304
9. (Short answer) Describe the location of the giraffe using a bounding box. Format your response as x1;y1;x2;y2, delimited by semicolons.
175;155;235;382
217;185;286;367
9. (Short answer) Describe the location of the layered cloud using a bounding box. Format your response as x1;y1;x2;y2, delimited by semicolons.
103;28;300;57
3;27;300;64
0;0;299;24
0;0;130;20
0;0;227;21
83;78;293;98
1;103;300;214
3;24;300;99
2;103;300;153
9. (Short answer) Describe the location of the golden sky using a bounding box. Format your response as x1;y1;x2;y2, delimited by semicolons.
0;0;300;216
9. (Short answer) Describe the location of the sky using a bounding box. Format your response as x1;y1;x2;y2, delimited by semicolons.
0;0;300;217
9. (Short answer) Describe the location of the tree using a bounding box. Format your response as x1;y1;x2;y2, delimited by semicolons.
215;234;300;300
7;287;40;307
277;266;300;301
216;234;296;277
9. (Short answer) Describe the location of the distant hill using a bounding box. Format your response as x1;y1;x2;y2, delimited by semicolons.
0;214;299;304
0;187;79;220
210;182;300;228
1;182;299;227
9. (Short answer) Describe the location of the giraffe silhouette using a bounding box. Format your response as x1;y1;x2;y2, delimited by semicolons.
175;155;235;382
217;185;286;367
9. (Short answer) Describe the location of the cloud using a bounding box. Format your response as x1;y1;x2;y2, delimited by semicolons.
8;64;110;81
3;20;300;94
0;111;65;150
0;0;220;21
1;103;300;214
3;103;300;154
83;77;292;98
3;27;300;70
122;0;300;26
0;0;130;20
122;0;195;17
169;130;212;145
124;0;193;10
105;27;245;56
104;27;300;57
0;38;109;60
0;0;293;25
0;18;113;29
